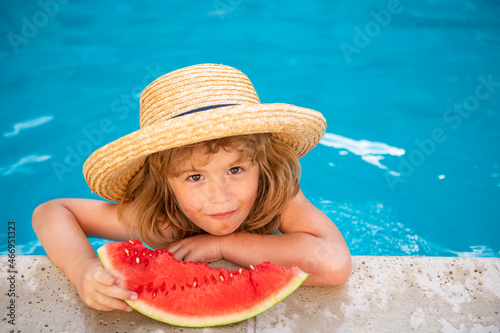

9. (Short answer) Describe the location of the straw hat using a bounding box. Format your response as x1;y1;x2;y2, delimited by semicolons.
83;64;326;202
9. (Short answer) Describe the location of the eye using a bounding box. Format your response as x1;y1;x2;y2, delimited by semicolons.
187;174;203;182
229;167;243;175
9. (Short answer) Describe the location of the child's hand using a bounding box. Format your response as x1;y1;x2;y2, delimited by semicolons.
167;234;223;263
74;258;137;312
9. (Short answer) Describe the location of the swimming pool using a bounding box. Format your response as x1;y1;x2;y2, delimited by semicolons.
1;0;499;256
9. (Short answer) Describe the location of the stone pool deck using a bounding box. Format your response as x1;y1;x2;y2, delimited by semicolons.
1;256;499;332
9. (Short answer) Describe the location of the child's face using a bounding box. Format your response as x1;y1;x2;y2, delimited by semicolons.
167;146;259;236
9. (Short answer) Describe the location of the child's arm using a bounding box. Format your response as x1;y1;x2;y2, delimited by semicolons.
32;198;138;311
168;190;351;286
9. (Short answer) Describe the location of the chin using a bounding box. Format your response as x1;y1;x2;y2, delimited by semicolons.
209;225;240;236
209;229;235;236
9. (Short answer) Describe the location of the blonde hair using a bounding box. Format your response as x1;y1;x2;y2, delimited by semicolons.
118;133;300;249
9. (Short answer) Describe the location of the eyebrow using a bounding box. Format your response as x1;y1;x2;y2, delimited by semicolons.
176;156;250;176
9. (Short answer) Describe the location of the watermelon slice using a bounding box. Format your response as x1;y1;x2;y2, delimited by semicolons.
97;239;308;327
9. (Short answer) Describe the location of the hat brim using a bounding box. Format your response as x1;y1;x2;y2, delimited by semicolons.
83;103;326;202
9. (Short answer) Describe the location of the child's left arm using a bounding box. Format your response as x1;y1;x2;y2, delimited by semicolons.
168;189;351;286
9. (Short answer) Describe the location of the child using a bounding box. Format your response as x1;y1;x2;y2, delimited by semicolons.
32;64;351;312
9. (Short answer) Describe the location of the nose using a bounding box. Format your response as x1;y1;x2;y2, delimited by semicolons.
205;178;230;204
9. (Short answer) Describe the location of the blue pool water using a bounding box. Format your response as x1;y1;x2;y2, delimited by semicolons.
1;0;499;256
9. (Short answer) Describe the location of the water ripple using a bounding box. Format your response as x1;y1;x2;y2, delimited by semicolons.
0;154;52;176
3;115;53;137
319;132;405;176
448;246;497;258
316;200;447;256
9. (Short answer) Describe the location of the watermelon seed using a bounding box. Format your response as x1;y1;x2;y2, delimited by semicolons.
250;265;255;270
220;275;225;282
239;268;243;274
193;281;197;288
230;273;233;278
136;257;140;264
129;240;134;244
124;249;129;256
152;291;157;298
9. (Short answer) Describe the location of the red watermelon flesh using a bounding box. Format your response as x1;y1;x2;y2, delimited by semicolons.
97;239;308;327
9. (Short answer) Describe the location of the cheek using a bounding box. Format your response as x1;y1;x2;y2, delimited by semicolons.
168;181;199;212
175;189;204;213
241;174;259;208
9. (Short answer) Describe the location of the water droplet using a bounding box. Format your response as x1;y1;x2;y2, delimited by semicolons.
438;175;445;180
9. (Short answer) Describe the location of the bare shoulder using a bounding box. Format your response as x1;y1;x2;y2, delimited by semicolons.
280;189;346;243
280;189;332;234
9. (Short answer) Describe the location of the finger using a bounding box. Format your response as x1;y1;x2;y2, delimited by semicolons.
102;284;138;303
82;293;120;312
166;242;182;253
92;290;134;312
170;246;188;262
86;300;119;312
93;267;119;286
96;297;132;312
183;253;198;263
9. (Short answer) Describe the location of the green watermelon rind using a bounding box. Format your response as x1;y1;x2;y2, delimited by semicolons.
97;245;308;327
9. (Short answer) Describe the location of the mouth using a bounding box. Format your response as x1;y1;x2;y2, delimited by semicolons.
208;210;237;219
